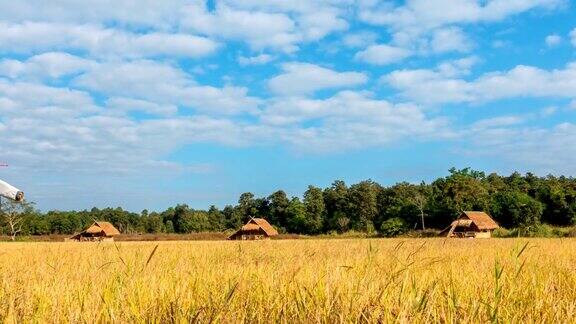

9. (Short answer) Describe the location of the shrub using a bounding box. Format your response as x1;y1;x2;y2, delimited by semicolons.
492;227;511;238
379;218;408;237
510;224;555;238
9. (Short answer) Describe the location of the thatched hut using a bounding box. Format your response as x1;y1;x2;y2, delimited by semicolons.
229;218;278;240
68;221;121;242
439;211;499;238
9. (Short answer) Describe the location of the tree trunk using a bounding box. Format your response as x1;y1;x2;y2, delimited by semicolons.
420;210;426;230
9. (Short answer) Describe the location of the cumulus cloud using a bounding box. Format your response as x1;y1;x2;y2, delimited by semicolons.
73;60;261;115
342;31;378;48
355;44;412;65
105;98;179;116
268;63;368;96
0;22;218;58
358;0;559;56
0;52;94;80
430;27;473;53
436;56;480;77
0;78;266;176
238;54;275;66
260;91;451;152
181;2;348;53
0;0;189;28
384;62;576;104
545;34;562;47
359;0;561;31
465;121;576;174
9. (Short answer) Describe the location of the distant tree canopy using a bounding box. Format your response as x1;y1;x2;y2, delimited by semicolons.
1;168;575;236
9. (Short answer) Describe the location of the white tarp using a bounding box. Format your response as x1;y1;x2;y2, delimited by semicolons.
0;179;24;201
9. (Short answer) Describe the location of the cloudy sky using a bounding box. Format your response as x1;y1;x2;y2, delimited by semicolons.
1;0;575;211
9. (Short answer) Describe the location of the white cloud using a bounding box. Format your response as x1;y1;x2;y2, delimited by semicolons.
105;98;178;116
0;22;218;58
359;0;561;31
545;34;562;47
430;27;472;53
384;62;576;104
0;0;190;28
182;4;299;53
0;78;267;176
260;91;451;152
268;62;368;96
571;28;576;47
0;52;94;80
0;1;351;55
466;122;576;174
181;2;348;53
238;54;275;66
437;56;480;77
355;44;412;65
470;116;525;130
358;0;559;55
73;60;261;115
342;31;378;48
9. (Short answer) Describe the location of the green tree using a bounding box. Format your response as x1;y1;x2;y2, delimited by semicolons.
347;180;380;232
268;190;290;229
238;192;258;223
285;197;307;233
491;191;543;228
323;180;349;232
303;186;325;234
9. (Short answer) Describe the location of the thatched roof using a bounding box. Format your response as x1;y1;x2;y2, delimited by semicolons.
450;219;474;227
85;221;120;236
461;211;499;230
250;218;279;236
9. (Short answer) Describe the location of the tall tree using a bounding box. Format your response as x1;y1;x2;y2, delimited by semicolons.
237;192;258;222
323;180;349;231
285;197;307;233
303;186;325;234
268;190;290;229
1;200;33;240
347;180;381;232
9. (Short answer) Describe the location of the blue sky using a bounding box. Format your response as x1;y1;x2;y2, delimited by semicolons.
0;0;575;211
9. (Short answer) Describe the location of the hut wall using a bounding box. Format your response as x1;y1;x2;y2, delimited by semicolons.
230;229;269;240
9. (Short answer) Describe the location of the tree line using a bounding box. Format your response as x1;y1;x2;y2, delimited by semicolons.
1;168;575;238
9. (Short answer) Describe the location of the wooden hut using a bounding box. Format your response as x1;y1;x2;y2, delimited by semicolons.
68;221;121;242
229;218;278;240
439;211;499;238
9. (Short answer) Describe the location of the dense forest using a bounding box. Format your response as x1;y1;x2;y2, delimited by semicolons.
1;168;576;238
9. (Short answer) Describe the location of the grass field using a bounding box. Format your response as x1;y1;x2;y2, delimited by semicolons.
0;239;575;323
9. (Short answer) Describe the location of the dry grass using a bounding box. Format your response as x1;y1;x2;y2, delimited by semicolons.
0;239;575;323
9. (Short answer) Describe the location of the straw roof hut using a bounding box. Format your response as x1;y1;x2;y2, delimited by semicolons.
68;221;121;242
439;211;499;238
229;218;278;240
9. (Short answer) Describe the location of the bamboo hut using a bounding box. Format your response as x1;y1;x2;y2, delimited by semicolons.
229;218;278;240
68;221;121;242
439;211;499;238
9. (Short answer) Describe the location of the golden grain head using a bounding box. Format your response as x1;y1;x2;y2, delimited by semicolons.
0;239;575;323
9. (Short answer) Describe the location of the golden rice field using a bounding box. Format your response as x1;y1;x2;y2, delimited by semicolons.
1;239;575;323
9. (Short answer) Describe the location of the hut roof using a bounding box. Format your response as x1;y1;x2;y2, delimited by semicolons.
241;223;261;231
450;219;474;227
86;221;121;236
250;218;279;236
461;211;499;230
